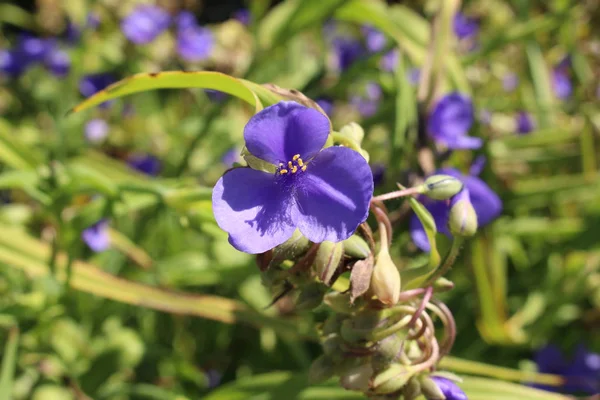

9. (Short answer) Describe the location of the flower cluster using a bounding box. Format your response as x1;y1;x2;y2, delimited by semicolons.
121;6;213;62
0;34;70;78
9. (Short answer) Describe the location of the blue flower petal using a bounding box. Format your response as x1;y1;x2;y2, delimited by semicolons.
431;377;468;400
244;101;330;165
291;146;373;243
82;220;110;252
428;93;480;149
212;167;295;254
177;26;213;62
121;5;171;45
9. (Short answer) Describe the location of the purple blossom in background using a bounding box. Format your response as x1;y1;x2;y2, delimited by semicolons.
1;35;70;78
121;5;171;44
381;49;398;72
516;111;534;134
82;220;110;252
80;73;116;107
407;68;421;86
222;148;241;168
205;89;228;103
534;344;600;395
18;34;49;62
371;162;386;187
350;82;382;118
44;48;70;77
552;69;572;99
503;72;519;92
0;50;27;76
428;93;482;149
127;154;161;176
212;101;373;254
316;98;333;116
175;11;197;30
410;167;502;251
454;12;479;40
430;377;468;400
331;37;364;72
85;119;109;143
177;26;213;62
362;25;386;53
233;9;250;26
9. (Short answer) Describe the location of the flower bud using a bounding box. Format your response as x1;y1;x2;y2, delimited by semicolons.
308;355;336;384
422;174;464;200
314;240;344;285
448;190;478;237
371;364;416;394
270;229;311;267
371;246;401;305
343;234;370;259
295;282;326;311
339;362;373;391
340;310;384;343
372;333;405;372
339;122;365;143
403;378;422;400
423;376;467;400
433;277;455;292
322;333;343;357
323;292;357;315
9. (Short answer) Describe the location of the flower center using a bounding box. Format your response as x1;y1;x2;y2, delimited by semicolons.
278;154;307;175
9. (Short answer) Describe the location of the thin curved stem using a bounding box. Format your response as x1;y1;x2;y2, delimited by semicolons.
424;237;464;286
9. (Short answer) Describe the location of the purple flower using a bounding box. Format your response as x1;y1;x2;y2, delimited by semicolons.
44;48;70;77
316;98;333;116
534;345;600;395
82;220;110;252
222;148;241;168
362;25;386;53
175;11;197;30
410;167;502;251
85;119;109;143
121;5;171;45
371;163;386;187
0;50;28;76
79;73;116;97
212;101;373;254
233;9;250;26
205;89;228;103
381;49;398;72
407;68;421;86
454;12;479;40
428;93;482;149
17;34;52;62
502;72;519;92
430;377;468;400
127;154;161;176
516;111;534;134
552;69;572;100
331;37;365;72
350;82;382;118
177;26;213;62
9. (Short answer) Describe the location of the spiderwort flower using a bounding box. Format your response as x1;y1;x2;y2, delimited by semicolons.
362;25;386;53
121;5;171;45
44;48;70;77
82;220;110;252
316;98;333;116
410;167;502;251
350;82;382;118
429;377;468;400
534;344;600;395
176;25;213;62
516;111;534;134
127;154;161;176
331;37;365;72
454;12;479;40
233;9;250;26
85;119;109;143
552;69;572;100
212;101;373;254
428;93;482;149
80;73;116;107
381;49;398;73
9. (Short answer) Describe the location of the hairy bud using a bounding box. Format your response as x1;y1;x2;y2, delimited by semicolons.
339;362;373;391
295;282;326;311
370;364;416;394
314;241;344;285
323;292;357;314
343;234;370;259
270;229;311;267
422;175;464;200
448;190;478;237
370;237;401;305
308;355;336;384
403;378;422;400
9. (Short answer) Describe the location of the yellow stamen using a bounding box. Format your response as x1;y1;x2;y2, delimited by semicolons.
297;158;304;167
292;154;300;161
301;165;307;172
280;169;288;174
291;166;298;174
288;161;293;169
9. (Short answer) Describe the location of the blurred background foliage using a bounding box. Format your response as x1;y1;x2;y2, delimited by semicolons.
0;0;599;399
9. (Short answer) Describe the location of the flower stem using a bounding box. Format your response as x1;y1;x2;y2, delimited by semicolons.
371;186;423;203
424;237;464;286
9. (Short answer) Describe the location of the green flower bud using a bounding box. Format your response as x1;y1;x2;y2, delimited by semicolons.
371;243;401;306
371;364;416;394
308;355;336;384
314;241;344;285
323;292;357;314
322;333;343;357
339;362;373;392
270;229;311;267
403;378;422;400
295;282;326;311
340;310;384;343
419;376;446;400
321;313;346;335
433;277;455;292
343;234;370;259
372;333;405;372
448;190;478;237
339;122;365;143
422;175;464;200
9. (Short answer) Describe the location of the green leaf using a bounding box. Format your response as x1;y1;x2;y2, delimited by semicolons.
204;371;363;400
526;42;555;128
69;71;273;114
0;120;42;170
460;376;570;400
0;326;19;400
